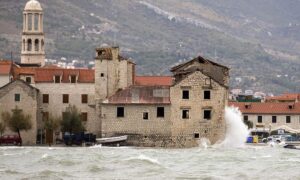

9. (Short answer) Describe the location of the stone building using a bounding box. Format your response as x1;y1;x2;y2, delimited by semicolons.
229;102;300;134
0;0;229;147
0;80;39;145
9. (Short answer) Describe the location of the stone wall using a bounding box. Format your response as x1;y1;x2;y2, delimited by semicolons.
101;104;172;146
170;71;227;146
0;76;10;88
35;83;99;135
0;80;39;145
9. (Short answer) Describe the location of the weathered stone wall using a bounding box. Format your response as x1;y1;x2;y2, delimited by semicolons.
101;104;172;146
94;47;134;100
170;71;227;146
0;81;39;145
245;114;300;131
35;83;99;135
0;76;10;88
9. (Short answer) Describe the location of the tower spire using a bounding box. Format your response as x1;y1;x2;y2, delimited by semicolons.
21;0;45;66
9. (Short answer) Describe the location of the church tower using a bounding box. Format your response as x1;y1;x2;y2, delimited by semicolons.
21;0;45;66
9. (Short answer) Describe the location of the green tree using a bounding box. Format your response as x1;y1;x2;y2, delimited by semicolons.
44;114;61;146
244;119;253;129
1;106;32;145
0;122;6;136
61;105;85;134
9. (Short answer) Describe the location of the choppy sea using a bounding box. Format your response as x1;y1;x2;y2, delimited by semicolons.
0;145;299;180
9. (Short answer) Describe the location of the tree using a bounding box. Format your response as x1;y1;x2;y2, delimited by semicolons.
61;105;85;134
44;114;61;146
0;122;5;136
244;119;253;129
1;106;32;145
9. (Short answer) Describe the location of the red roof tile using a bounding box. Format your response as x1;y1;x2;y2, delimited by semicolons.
266;93;300;102
229;102;300;114
0;60;12;75
107;86;171;104
13;66;94;83
135;76;173;86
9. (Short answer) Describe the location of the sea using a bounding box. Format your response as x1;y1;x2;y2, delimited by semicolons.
0;145;299;180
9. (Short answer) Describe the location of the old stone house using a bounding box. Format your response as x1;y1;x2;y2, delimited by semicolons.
0;0;229;147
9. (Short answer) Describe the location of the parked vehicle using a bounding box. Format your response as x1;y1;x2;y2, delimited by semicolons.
0;135;22;146
63;132;96;146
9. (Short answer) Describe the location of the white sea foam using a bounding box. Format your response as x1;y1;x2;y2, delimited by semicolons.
216;106;250;148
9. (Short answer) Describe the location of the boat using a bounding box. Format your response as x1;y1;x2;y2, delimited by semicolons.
284;144;300;150
96;135;128;145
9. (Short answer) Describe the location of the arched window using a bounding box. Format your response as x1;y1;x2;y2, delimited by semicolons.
27;39;32;51
35;39;39;51
41;39;44;51
23;39;25;51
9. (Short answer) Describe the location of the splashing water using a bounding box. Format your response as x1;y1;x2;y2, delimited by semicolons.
217;106;250;148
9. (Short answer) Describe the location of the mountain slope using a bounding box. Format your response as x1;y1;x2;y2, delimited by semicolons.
0;0;300;94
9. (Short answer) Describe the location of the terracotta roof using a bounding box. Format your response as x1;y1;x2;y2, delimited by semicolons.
229;102;300;114
135;76;173;86
0;60;12;75
266;93;300;102
13;66;95;83
106;86;171;104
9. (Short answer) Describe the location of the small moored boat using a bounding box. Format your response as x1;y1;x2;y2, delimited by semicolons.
96;135;128;144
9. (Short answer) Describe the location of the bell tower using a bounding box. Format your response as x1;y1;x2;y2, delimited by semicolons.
21;0;45;66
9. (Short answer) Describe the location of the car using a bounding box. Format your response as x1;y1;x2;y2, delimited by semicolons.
0;134;22;146
63;132;96;146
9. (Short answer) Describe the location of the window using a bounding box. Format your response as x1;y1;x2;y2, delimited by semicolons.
204;110;211;120
43;94;49;104
257;116;262;123
101;73;104;77
54;76;61;83
27;39;32;51
286;116;291;124
81;112;88;122
182;109;189;119
143;112;149;120
42;112;49;121
63;94;69;104
182;90;189;99
117;107;124;118
34;39;39;51
272;116;277;123
70;75;76;83
25;77;31;84
204;90;211;100
244;115;248;121
15;94;20;102
157;107;165;118
205;78;211;85
81;94;88;104
194;133;200;139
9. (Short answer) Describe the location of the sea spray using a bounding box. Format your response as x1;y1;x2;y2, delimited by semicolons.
216;106;250;148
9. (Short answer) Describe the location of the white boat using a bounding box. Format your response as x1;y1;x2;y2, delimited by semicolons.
96;135;128;144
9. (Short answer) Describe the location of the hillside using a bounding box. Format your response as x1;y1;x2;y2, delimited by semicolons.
0;0;300;94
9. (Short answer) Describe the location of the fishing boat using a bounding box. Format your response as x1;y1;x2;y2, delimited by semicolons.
96;135;128;145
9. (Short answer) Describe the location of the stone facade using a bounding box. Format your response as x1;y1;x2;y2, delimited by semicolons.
170;71;227;147
100;57;229;147
0;80;39;145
